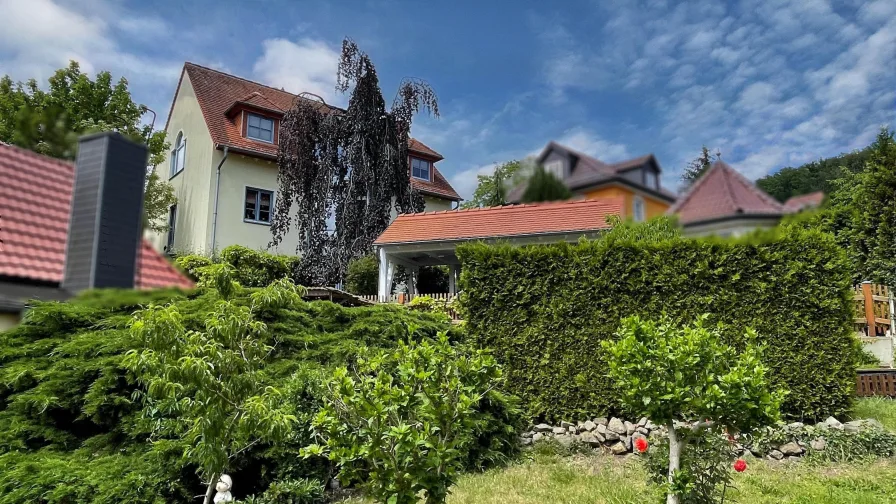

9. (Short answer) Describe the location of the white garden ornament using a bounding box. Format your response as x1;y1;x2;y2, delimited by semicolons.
213;474;233;503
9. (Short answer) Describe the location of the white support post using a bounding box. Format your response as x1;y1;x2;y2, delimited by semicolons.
377;247;396;303
408;267;419;299
448;264;458;295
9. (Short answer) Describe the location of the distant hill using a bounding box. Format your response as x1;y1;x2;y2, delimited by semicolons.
756;147;871;203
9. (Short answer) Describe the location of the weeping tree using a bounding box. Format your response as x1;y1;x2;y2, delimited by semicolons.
273;38;438;285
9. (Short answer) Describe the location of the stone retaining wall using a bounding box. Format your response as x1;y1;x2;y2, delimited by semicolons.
521;416;887;459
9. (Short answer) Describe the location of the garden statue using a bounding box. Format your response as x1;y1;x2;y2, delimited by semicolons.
213;474;233;503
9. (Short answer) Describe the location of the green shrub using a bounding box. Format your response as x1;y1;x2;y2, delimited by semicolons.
303;331;518;504
643;430;738;504
241;478;325;504
175;245;299;287
345;255;378;295
0;284;456;503
457;228;856;422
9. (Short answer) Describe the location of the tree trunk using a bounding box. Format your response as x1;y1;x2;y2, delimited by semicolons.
203;474;218;504
666;422;681;504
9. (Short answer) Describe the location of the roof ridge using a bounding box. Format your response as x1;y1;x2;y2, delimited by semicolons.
185;61;302;99
397;198;623;218
719;160;784;211
667;161;723;214
718;162;741;212
0;143;74;168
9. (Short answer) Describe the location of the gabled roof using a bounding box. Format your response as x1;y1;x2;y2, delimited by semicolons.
0;143;193;290
509;142;675;203
784;191;825;212
178;62;460;201
667;160;786;225
374;198;623;245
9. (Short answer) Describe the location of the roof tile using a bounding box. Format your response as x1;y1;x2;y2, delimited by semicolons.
182;62;460;201
784;191;824;211
0;143;193;289
374;198;623;245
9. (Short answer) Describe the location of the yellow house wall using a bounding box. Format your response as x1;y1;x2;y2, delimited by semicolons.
147;73;217;254
581;185;670;219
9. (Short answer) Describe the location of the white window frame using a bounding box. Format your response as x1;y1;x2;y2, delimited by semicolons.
645;170;658;189
170;131;186;178
244;186;275;225
544;160;564;179
246;113;274;143
633;195;646;222
411;157;432;181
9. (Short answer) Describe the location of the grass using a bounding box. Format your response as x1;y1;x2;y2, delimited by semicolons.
852;397;896;431
342;453;896;504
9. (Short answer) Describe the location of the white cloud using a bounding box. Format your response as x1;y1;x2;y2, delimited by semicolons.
252;38;341;104
555;128;629;161
737;82;780;110
0;0;179;84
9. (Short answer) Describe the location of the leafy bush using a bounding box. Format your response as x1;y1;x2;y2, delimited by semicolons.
175;245;299;287
345;255;378;295
238;478;325;504
303;331;519;504
0;282;455;502
747;422;896;463
457;227;855;422
644;430;738;504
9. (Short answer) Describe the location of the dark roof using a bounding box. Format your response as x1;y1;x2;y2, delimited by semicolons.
509;142;676;203
178;62;460;201
0;143;194;291
667;160;786;225
374;199;623;245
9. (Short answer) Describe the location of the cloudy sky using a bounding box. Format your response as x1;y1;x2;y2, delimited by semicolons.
1;0;893;198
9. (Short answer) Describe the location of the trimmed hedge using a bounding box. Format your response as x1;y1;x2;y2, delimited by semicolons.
457;229;856;423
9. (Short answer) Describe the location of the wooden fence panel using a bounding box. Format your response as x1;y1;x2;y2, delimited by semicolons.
857;370;896;397
854;283;893;337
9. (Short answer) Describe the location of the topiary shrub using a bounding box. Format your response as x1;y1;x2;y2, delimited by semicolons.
175;246;299;288
345;255;378;295
458;227;856;422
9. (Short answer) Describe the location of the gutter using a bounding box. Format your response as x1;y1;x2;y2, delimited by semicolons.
210;146;229;255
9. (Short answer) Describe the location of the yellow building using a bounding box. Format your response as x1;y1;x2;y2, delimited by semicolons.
147;63;461;256
508;142;676;220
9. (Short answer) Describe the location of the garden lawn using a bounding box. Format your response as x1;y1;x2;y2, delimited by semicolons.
852;397;896;431
343;453;896;504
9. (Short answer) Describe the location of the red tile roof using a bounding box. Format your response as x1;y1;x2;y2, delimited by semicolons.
667;160;785;225
374;198;623;245
180;63;460;201
0;143;193;290
784;191;825;212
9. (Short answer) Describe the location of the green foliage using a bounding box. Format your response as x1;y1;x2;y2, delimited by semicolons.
520;165;572;203
408;295;454;320
747;422;896;463
604;316;782;431
461;160;524;209
346;255;379;295
303;331;517;504
0;61;175;232
124;271;304;500
757;147;871;202
601;215;681;244
175;245;299;287
457;227;856;422
680;146;720;187
240;478;326;504
644;430;737;504
0;280;455;502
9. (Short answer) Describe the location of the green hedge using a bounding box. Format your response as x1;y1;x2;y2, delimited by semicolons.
457;229;856;423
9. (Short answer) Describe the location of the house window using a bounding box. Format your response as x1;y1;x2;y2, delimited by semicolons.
411;157;431;181
633;196;646;222
544;160;564;178
246;113;274;143
166;205;177;252
244;187;273;224
645;170;658;189
170;132;186;178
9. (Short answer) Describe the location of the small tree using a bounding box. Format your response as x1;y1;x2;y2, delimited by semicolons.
302;331;507;504
520;165;571;203
461;159;524;209
125;266;303;504
602;315;782;504
680;146;720;187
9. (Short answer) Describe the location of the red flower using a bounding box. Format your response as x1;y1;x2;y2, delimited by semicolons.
733;459;747;472
634;437;648;453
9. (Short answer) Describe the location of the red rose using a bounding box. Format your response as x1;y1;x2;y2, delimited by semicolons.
733;459;747;472
634;437;648;453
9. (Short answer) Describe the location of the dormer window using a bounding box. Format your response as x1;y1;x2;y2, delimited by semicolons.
544;160;564;179
246;113;274;143
645;170;658;189
411;157;431;181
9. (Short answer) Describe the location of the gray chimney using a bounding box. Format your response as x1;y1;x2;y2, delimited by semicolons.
62;132;148;292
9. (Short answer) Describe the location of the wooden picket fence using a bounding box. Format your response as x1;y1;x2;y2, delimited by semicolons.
856;369;896;397
854;283;894;337
357;292;462;322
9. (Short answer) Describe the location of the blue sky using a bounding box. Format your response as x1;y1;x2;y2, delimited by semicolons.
2;0;894;198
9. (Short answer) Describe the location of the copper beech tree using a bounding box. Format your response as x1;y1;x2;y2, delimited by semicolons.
603;315;783;504
272;38;438;285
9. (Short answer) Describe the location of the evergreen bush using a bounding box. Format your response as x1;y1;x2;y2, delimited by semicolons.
457;228;856;422
175;245;299;287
